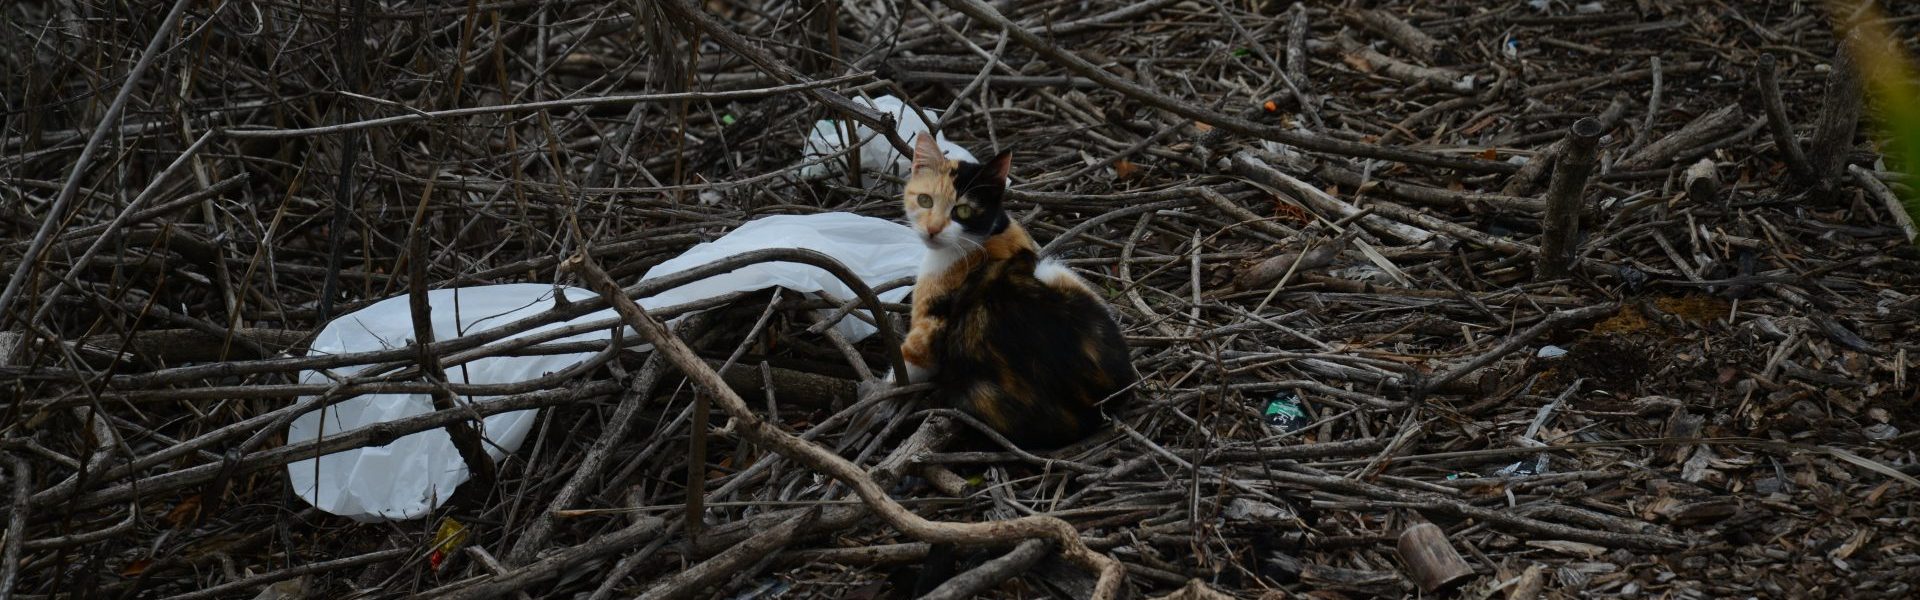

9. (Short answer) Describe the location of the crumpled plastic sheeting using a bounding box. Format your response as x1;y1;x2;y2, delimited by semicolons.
288;283;607;522
637;212;924;341
287;213;927;521
798;95;976;181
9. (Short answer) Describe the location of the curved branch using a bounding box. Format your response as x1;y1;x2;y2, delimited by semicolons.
564;251;1127;600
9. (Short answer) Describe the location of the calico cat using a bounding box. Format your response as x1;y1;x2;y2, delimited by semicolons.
879;133;1139;449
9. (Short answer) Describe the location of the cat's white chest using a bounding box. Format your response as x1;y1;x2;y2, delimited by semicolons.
917;244;969;284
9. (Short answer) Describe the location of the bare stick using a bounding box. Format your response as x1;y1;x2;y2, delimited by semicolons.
1285;4;1310;86
1537;118;1605;280
226;73;873;139
560;251;1128;600
1620;57;1662;161
507;352;665;565
1228;151;1437;245
936;0;1515;174
1812;38;1864;183
0;0;194;331
417;518;667;600
1;454;27;600
405;179;498;494
920;539;1053;600
636;509;816;600
649;0;913;156
1416;303;1618;397
25;131;217;330
1502;94;1629;196
48;381;627;511
156;549;411;600
1757;54;1815;182
1617;104;1744;170
319;0;370;323
1347;9;1445;63
1334;33;1469;91
1850;164;1919;241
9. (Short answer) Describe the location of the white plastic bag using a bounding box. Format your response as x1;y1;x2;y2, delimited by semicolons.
798;95;976;180
287;213;927;521
288;283;609;522
636;212;924;340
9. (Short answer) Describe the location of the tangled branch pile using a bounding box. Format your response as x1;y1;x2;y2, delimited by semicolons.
4;0;1919;598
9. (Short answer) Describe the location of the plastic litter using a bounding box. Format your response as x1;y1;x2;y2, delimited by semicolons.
727;579;792;600
637;212;925;342
287;283;607;522
288;212;928;521
1864;423;1900;441
797;95;976;181
1537;345;1569;359
1496;455;1549;478
1261;392;1309;434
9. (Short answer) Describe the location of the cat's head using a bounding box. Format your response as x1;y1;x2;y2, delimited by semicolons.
902;133;1011;250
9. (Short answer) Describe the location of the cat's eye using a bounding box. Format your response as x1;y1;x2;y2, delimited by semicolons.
916;194;933;208
953;205;975;219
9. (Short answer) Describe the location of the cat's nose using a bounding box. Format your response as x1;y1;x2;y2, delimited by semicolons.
925;223;945;237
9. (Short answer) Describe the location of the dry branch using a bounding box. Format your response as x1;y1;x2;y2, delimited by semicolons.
937;0;1516;173
0;0;195;331
1347;9;1446;63
1537;118;1604;279
561;251;1129;600
1617;104;1745;170
1813;39;1865;183
1757;54;1816;182
6;1;1915;597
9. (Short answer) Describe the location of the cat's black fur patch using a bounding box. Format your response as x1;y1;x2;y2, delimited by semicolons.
949;155;1010;236
922;249;1135;449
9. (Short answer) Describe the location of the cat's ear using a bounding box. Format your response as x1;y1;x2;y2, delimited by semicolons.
985;150;1013;185
911;133;943;173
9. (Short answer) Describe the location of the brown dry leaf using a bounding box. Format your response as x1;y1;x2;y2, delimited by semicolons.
165;495;203;528
1272;199;1310;224
1341;53;1375;72
120;559;153;578
1641;496;1681;521
1114;159;1142;180
1478;148;1499;161
1865;481;1895;505
1830;529;1872;560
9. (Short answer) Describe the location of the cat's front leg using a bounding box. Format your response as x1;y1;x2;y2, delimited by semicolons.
894;317;941;384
